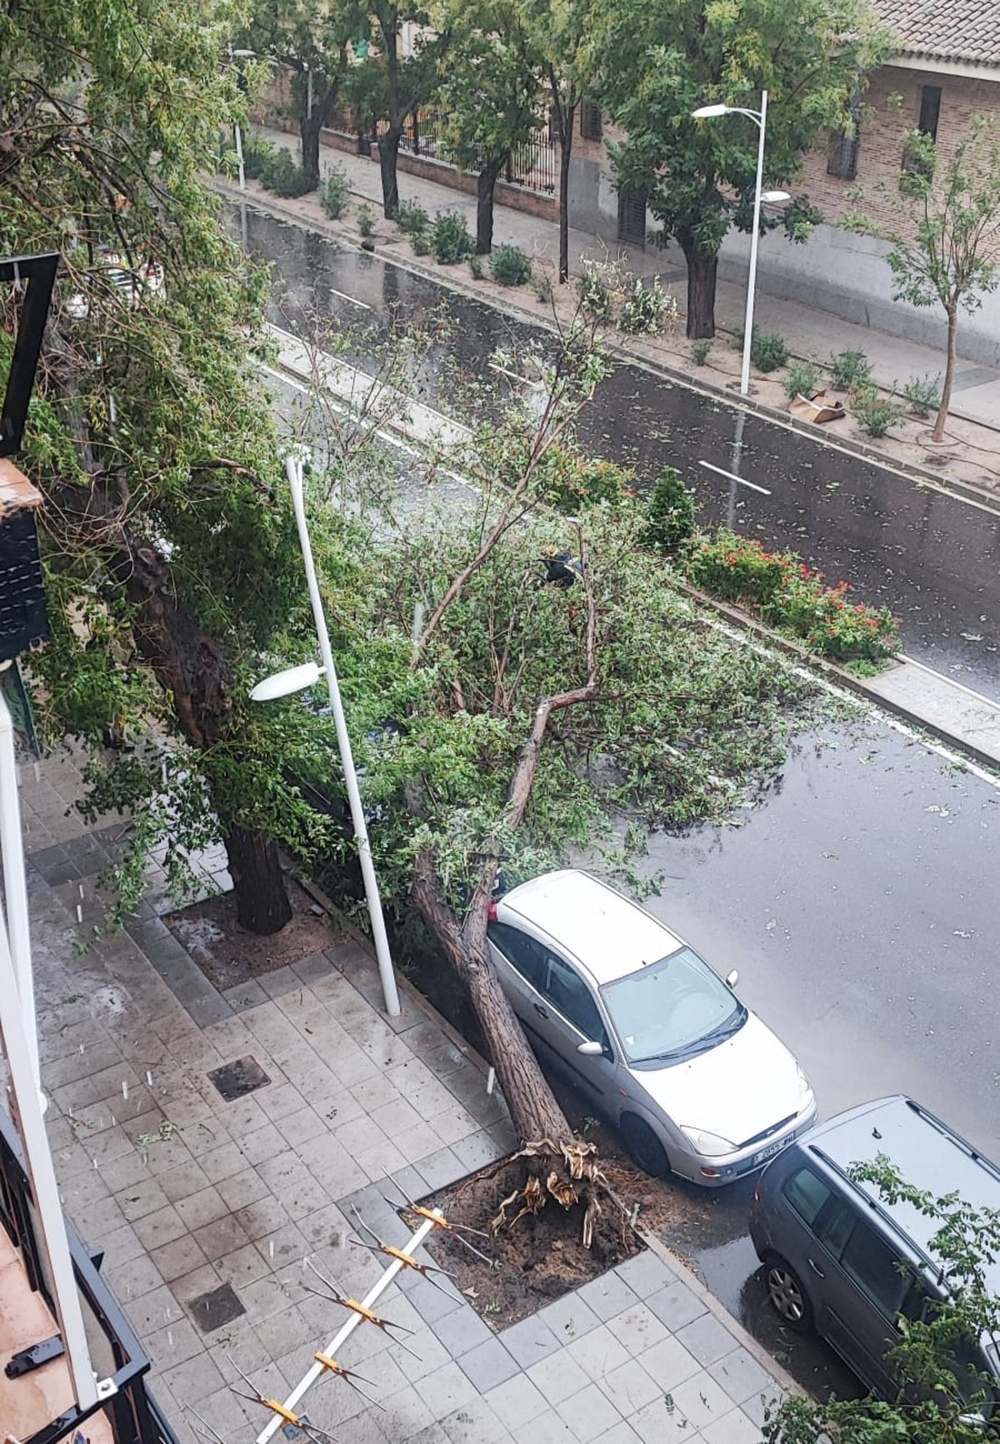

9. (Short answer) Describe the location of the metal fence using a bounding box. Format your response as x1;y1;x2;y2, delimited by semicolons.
0;1105;180;1444
329;107;559;197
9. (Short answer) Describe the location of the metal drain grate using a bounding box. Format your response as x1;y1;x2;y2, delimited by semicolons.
207;1055;271;1102
190;1282;246;1333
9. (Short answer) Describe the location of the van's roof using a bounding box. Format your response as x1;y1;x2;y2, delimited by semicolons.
802;1096;1000;1281
495;869;684;986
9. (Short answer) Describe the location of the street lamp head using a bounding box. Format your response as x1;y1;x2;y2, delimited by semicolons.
250;661;324;702
692;103;731;119
762;190;791;203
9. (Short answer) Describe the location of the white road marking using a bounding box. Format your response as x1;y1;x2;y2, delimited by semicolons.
698;460;772;494
329;286;372;309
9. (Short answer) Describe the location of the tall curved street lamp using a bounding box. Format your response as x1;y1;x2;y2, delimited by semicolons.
692;91;790;397
251;454;401;1018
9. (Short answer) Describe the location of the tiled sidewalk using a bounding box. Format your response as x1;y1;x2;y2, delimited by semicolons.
16;748;792;1443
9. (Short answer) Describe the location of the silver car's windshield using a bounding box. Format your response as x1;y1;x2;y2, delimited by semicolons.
600;947;745;1065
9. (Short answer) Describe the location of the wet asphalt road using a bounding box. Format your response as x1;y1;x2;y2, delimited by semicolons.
632;713;1000;1397
250;205;1000;1401
233;202;1000;701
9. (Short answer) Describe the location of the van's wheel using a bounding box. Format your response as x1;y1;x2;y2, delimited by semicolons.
764;1255;813;1332
620;1116;669;1178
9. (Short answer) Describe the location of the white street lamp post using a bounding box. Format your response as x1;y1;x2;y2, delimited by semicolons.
251;454;401;1018
692;91;790;397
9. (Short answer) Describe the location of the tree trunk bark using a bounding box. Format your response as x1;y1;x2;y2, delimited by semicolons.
412;863;571;1144
107;539;293;934
379;127;401;220
300;110;323;187
557;108;575;285
933;303;959;443
476;159;504;254
680;239;719;339
225;824;293;935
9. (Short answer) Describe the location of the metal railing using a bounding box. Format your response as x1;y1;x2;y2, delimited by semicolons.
0;1105;181;1444
327;106;559;197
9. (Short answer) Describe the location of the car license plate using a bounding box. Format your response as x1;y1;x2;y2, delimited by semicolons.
753;1137;790;1166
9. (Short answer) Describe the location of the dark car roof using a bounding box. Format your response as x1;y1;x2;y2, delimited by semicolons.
800;1096;1000;1284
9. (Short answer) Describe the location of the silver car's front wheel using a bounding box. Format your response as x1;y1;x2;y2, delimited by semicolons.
765;1258;813;1332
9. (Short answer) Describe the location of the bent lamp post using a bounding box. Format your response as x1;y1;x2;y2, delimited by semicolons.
251;453;402;1018
692;92;790;397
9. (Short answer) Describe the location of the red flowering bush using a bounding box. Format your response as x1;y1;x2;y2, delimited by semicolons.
686;530;899;662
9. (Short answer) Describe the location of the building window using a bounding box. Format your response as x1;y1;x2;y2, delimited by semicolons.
827;95;861;179
617;189;647;247
903;85;941;174
827;126;860;179
580;99;602;141
917;84;942;139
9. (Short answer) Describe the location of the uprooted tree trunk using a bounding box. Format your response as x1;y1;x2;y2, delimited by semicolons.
411;542;620;1246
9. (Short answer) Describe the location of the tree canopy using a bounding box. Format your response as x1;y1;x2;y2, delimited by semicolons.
845;114;1000;442
587;0;890;336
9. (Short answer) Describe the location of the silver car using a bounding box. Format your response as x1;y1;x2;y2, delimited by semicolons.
487;869;816;1185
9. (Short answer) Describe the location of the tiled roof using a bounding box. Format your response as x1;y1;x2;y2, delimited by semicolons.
876;0;1000;68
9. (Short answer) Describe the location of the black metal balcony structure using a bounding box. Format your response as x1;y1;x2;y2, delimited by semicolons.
0;1105;180;1444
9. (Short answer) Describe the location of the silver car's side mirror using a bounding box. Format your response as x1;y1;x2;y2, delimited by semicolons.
577;1040;604;1056
726;969;739;988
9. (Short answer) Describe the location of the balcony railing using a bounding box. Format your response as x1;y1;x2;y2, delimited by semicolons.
0;1104;180;1444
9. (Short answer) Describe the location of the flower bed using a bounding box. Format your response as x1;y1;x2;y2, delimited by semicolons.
685;530;899;662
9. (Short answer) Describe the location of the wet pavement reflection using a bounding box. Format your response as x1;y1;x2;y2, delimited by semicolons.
232;201;1000;699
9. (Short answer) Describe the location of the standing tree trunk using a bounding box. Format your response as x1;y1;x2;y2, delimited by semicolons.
680;236;719;339
933;300;959;442
378;124;402;219
107;537;293;934
556;102;577;284
300;108;324;187
476;157;505;254
225;823;293;934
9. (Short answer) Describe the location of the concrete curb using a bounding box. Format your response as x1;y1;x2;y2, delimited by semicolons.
218;177;1000;515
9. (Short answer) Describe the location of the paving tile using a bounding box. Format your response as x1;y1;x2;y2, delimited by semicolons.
376;1384;435;1444
675;1312;740;1367
116;1176;171;1222
652;1372;733;1436
589;1425;644;1444
412;1146;465;1191
500;1313;564;1369
407;1276;465;1324
194;1213;254;1260
516;1407;575;1441
526;1347;592;1406
450;1128;504;1173
440;1396;510;1444
161;1348;228;1406
707;1344;775;1407
645;1279;708;1333
613;1250;678;1299
427;1302;494;1358
577;1271;640;1322
222;980;268;1012
556;1380;626;1443
150;1235;210;1283
132;1203;188;1250
483;1371;549;1429
174;1186;230;1231
413;1360;479;1417
291;950;336;983
596;1357;663;1414
638;1336;703;1393
604;1302;669;1358
700;1406;765;1444
740;1382;786;1430
457;1337;522;1394
539;1292;602;1345
565;1325;631;1381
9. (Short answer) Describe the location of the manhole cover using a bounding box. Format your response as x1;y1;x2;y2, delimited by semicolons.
190;1282;246;1333
208;1056;271;1102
